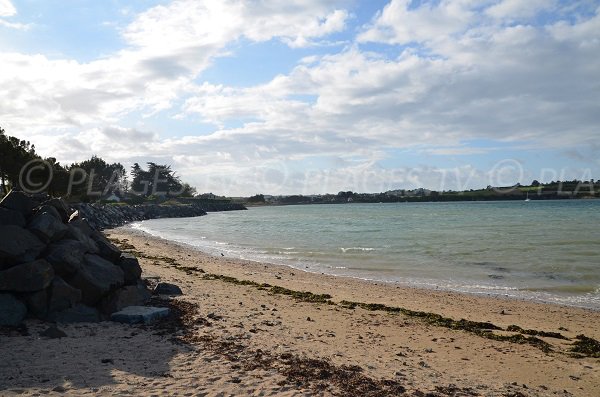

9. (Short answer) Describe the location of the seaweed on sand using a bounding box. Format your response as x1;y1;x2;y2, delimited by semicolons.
570;334;600;358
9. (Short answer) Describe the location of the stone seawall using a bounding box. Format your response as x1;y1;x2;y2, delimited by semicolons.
73;201;246;230
0;191;246;326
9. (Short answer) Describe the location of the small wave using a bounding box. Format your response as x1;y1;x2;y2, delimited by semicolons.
340;247;376;253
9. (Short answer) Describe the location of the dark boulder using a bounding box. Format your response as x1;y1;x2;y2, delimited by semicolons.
117;253;142;285
91;231;121;263
27;212;69;243
34;204;62;221
69;219;94;236
0;225;46;265
0;207;26;227
42;198;71;223
48;276;82;313
99;283;151;314
0;190;35;217
65;224;99;254
0;259;54;292
48;304;100;323
153;282;183;296
24;288;49;318
0;293;27;326
45;239;86;277
68;254;124;305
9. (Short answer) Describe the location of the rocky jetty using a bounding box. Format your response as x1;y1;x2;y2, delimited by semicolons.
0;191;151;325
73;200;246;230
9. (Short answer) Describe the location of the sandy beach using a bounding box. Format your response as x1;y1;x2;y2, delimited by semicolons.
2;226;599;396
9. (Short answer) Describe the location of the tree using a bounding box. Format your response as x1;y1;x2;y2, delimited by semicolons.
247;194;265;203
130;162;193;198
69;155;126;199
0;127;38;193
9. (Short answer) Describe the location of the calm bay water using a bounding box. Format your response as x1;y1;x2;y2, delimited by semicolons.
132;201;600;309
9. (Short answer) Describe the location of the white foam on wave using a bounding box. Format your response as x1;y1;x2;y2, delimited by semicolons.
340;247;376;253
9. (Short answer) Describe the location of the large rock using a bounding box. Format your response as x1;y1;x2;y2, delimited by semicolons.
42;198;71;223
69;219;94;236
111;306;170;324
99;283;151;314
34;204;62;221
0;259;54;292
91;231;121;263
118;253;142;285
0;225;46;265
0;207;26;227
45;239;86;277
153;282;183;296
0;293;27;326
68;254;124;305
27;212;69;243
24;288;49;318
0;190;34;217
48;304;100;323
65;224;99;254
48;276;82;313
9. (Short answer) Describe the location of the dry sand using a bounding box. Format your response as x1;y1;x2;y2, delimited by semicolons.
1;226;599;396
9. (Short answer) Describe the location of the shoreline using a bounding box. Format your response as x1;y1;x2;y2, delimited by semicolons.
115;225;600;336
129;220;600;312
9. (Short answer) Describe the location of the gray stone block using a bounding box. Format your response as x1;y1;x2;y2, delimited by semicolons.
110;306;170;324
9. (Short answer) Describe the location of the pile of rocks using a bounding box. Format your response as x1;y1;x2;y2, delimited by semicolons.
73;202;209;230
0;191;151;326
72;200;246;230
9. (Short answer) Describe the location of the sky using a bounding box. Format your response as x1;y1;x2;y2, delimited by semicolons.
1;0;599;196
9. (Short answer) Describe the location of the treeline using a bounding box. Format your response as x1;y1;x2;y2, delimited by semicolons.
251;180;600;205
0;126;195;201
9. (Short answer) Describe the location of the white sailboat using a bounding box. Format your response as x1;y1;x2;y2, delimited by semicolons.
525;192;531;202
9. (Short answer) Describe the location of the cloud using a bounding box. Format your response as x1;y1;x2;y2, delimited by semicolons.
2;0;599;195
0;0;16;17
486;0;557;20
1;0;349;134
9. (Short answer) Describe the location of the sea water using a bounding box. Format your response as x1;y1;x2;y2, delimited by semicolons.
131;200;600;309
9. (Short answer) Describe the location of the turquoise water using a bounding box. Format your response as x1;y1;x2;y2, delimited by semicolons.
132;201;600;309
